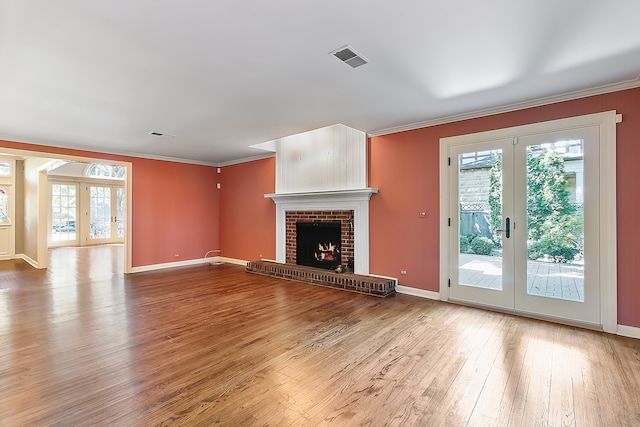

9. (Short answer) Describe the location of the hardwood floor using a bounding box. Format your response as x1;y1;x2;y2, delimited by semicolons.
1;247;639;426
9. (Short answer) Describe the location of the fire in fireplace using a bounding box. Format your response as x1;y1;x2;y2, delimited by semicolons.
296;221;341;270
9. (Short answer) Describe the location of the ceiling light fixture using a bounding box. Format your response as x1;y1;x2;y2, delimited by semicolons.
330;45;369;68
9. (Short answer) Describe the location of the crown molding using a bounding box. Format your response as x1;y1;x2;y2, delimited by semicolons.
215;151;275;167
0;133;219;167
368;75;640;137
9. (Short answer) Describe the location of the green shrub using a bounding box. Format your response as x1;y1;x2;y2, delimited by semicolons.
470;236;494;256
459;235;470;253
528;216;581;263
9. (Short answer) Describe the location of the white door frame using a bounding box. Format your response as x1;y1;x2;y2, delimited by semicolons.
439;111;618;333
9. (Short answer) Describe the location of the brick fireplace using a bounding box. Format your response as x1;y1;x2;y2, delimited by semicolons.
286;210;354;269
257;124;378;275
265;189;377;275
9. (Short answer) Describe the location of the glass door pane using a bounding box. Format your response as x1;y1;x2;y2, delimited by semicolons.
90;186;111;240
525;140;584;302
458;149;503;290
116;187;125;239
0;187;8;223
51;183;78;243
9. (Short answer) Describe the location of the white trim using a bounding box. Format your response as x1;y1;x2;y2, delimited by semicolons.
216;152;275;167
439;111;618;333
0;134;219;167
370;76;640;137
212;256;249;266
396;285;441;300
130;257;211;273
130;256;249;273
266;188;378;275
617;325;640;340
439;141;450;302
16;253;40;269
599;114;618;334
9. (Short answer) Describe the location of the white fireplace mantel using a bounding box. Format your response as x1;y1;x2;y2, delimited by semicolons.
265;188;378;274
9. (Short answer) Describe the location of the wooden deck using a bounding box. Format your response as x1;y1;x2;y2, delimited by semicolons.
0;246;638;425
459;253;584;301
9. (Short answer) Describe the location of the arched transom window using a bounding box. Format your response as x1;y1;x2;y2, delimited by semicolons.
86;164;125;180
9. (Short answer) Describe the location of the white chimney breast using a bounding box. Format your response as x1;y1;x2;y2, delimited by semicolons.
275;124;367;194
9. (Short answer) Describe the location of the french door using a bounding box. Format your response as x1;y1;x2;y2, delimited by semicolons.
49;182;124;246
86;185;125;244
50;182;79;245
444;118;612;327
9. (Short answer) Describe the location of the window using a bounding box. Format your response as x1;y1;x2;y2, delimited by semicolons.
86;164;125;180
0;162;10;177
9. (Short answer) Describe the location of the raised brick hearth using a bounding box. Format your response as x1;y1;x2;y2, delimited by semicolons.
247;260;396;297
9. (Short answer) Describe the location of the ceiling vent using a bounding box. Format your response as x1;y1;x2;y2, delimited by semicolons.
331;45;369;68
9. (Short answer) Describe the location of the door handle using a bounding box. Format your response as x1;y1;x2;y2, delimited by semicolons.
496;217;511;239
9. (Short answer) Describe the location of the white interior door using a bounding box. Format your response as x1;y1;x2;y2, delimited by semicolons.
448;126;601;326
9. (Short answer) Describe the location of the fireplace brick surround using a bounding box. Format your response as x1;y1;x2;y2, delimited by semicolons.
285;210;354;268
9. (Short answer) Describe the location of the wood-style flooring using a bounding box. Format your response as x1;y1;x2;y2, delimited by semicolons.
1;246;639;426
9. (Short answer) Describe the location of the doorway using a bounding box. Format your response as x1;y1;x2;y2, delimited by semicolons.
50;181;125;246
0;147;132;273
440;111;618;331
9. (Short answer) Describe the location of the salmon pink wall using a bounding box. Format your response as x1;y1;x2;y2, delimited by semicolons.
0;140;220;268
219;157;276;261
369;87;640;329
130;159;220;266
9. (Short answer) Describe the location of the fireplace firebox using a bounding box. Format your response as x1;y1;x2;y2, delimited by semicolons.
296;222;341;270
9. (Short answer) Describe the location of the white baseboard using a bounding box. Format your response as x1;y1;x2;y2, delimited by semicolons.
16;253;40;269
212;256;249;266
617;324;640;339
131;258;207;273
396;285;441;300
130;256;249;273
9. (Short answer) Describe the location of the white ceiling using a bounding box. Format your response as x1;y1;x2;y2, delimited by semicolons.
1;0;639;166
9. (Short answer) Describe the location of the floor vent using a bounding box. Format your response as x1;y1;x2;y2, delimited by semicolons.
331;45;369;68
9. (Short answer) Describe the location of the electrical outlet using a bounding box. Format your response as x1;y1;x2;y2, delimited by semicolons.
401;270;407;275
